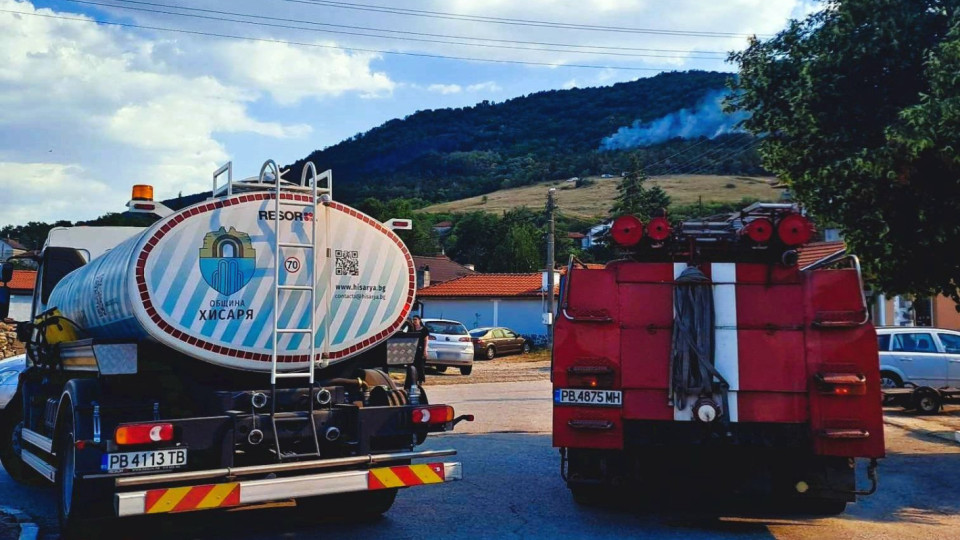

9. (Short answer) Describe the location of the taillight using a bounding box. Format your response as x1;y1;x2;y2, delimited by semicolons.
610;215;643;246
411;405;455;425
646;217;671;242
458;337;471;342
814;372;867;396
115;423;174;445
777;213;813;246
743;218;773;243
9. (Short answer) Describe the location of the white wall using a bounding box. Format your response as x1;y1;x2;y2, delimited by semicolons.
419;297;550;338
8;294;31;321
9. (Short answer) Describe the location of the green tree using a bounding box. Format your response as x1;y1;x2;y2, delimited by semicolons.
610;159;671;219
490;223;541;272
729;0;960;304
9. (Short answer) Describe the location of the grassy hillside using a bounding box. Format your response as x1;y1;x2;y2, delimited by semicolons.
420;174;780;220
285;71;765;204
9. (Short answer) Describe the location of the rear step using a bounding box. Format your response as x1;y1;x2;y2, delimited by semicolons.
21;448;56;482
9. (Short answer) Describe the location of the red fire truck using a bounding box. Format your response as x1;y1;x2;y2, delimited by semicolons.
553;203;883;514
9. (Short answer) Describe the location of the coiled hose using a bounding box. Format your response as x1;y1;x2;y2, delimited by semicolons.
670;267;730;424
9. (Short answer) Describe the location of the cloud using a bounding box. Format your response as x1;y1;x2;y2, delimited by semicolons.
466;81;502;93
0;1;393;227
427;83;463;94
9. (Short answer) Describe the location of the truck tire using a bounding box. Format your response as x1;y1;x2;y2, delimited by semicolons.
297;488;398;521
0;400;45;485
56;407;107;538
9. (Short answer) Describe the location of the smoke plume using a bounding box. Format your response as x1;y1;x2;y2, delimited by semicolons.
601;90;749;151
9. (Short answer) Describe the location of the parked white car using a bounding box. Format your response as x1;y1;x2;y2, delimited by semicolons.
422;319;474;375
877;327;960;389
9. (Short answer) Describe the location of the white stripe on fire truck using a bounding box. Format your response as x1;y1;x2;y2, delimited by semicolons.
671;263;739;422
711;262;739;423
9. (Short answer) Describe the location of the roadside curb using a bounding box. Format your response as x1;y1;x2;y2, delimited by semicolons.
884;416;960;445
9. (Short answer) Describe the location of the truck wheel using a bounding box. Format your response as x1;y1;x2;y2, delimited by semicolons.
0;401;45;485
485;346;496;360
460;366;473;376
913;388;942;415
56;409;104;538
298;488;398;521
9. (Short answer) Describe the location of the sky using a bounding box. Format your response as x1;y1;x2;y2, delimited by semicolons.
0;0;819;228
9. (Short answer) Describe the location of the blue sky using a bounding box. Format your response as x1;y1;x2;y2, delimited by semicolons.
0;0;818;227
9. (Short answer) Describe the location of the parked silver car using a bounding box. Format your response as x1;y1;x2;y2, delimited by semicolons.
422;319;474;376
877;327;960;389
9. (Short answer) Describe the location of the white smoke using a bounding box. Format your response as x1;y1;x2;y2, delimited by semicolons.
601;90;750;151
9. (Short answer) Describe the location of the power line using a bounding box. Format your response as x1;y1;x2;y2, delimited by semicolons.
93;0;730;56
63;0;730;60
0;8;691;71
281;0;771;39
650;135;752;176
658;136;758;176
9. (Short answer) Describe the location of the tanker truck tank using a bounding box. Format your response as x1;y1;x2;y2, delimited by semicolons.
46;165;415;372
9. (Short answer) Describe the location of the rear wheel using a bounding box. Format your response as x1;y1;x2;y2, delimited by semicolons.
0;400;44;485
484;346;496;360
521;342;531;354
56;409;104;538
297;488;398;521
460;365;473;376
880;371;903;390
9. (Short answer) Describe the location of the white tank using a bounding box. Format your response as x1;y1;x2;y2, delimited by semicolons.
47;193;415;372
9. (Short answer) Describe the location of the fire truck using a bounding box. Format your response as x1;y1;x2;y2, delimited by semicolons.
553;203;883;514
0;160;470;536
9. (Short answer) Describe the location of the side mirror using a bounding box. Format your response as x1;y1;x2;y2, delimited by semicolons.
0;262;12;283
0;286;9;320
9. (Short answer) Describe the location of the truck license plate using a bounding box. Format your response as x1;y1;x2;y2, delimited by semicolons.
101;448;187;473
554;389;622;407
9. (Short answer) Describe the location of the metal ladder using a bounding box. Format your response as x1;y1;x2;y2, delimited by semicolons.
260;160;333;460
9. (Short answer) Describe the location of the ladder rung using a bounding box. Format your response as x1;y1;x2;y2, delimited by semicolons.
278;242;313;249
278;200;314;207
278;285;313;291
274;372;312;379
277;329;312;335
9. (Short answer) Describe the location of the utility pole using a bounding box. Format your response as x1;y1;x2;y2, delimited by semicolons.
546;188;556;346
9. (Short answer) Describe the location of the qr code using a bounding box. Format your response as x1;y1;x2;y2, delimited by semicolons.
335;250;359;276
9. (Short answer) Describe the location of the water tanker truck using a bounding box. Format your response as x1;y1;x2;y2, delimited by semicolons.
0;160;470;534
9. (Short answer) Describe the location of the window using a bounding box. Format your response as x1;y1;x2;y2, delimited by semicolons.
891;332;937;353
469;329;489;338
492;329;505;338
425;321;468;335
938;333;960;354
503;329;517;338
877;334;890;351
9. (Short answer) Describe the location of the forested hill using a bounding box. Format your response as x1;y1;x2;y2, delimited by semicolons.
286;70;765;205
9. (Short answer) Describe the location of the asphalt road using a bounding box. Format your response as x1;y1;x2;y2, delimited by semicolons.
2;381;959;539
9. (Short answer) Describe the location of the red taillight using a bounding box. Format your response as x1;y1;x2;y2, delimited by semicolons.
610;215;643;246
646;217;671;242
411;405;455;425
777;213;813;246
115;423;174;445
458;337;471;342
473;339;483;345
743;218;774;243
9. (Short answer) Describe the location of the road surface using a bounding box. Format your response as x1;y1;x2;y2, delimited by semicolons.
1;381;958;539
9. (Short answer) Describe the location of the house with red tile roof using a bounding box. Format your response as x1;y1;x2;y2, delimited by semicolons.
416;273;556;338
2;269;36;321
412;255;476;287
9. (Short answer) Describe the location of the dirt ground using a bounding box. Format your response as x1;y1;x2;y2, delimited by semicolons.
422;350;550;386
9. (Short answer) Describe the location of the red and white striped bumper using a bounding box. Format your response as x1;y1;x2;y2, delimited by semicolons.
115;462;462;517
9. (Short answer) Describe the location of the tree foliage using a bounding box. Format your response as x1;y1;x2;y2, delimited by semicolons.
729;0;960;304
611;160;672;220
